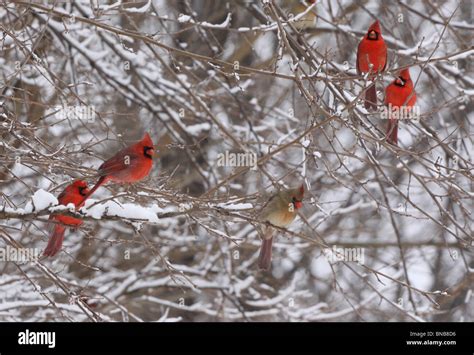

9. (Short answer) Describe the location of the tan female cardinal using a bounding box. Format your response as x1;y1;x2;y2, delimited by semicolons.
44;180;89;257
384;68;417;145
357;20;387;110
258;184;305;270
292;0;317;31
80;132;154;203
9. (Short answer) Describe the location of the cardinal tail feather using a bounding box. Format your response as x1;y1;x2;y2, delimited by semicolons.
364;84;377;110
43;224;66;257
258;229;274;271
386;118;398;145
79;176;106;206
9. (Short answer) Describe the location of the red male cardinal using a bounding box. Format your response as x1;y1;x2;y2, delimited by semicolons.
357;20;387;110
44;180;89;257
80;132;154;203
384;68;417;145
258;184;305;270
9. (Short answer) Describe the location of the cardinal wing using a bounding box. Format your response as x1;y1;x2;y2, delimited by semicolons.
98;149;138;177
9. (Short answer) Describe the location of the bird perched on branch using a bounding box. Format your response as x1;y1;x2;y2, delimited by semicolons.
80;132;155;204
357;20;387;110
258;184;305;270
384;68;417;145
290;0;317;31
44;180;89;257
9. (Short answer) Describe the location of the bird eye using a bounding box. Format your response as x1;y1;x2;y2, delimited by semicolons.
396;77;405;86
78;186;88;196
144;146;154;158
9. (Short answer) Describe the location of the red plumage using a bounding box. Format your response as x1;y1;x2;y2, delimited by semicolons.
384;68;417;145
44;180;89;257
81;132;155;203
357;20;387;110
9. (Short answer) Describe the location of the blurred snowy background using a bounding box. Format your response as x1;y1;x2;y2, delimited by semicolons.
0;0;472;322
